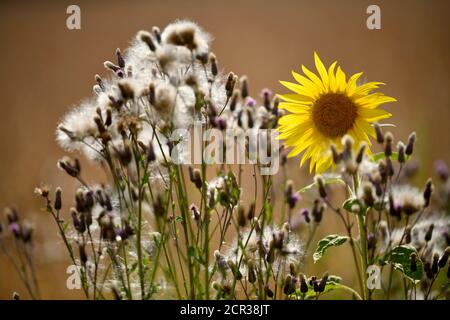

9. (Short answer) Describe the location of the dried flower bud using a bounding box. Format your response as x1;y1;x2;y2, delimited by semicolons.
384;132;393;157
356;142;366;164
425;224;434;242
138;30;156;51
152;26;161;43
318;272;329;293
405;132;416;156
374;123;384;144
283;275;295;295
104;61;120;72
115;48;125;68
209;53;218;77
438;247;450;268
301;208;310;224
362;183;375;207
247;202;255;220
264;285;274;298
230;91;239;112
54;187;62;211
299;274;309;294
58;158;80;178
12;292;20;300
342;135;353;161
423;178;433;208
240;76;249;98
431;253;439;275
397;141;406;164
79;243;88;265
330;144;341;165
315;175;327;198
312;199;324;224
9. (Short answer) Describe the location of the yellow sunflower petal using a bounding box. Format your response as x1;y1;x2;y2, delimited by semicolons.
314;52;329;89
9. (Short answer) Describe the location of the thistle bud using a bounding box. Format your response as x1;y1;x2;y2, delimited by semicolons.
362;183;375;207
225;72;236;97
138;31;156;51
115;48;125;68
397;141;406;164
384;132;393;157
209;53;218;77
342;135;353;161
79;243;88;265
315;175;327;198
237;205;246;227
247;202;255;220
438;247;450;268
230;91;239;112
312;199;324;224
374;123;384;144
248;260;256;283
240;76;249;98
283;275;295;295
356;142;366;164
423;178;433;208
318;272;329;293
118;80;134;100
425;224;434;242
104;61;120;72
405;132;416;156
152;26;161;43
264;284;274;298
12;292;20;300
190;204;200;222
330;144;341;165
431;253;439;275
54;187;62;211
301;208;311;224
299;274;309;294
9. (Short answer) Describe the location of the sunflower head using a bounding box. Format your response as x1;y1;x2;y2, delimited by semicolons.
277;52;396;173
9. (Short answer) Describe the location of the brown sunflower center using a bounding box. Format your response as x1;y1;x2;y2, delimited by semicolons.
312;93;357;138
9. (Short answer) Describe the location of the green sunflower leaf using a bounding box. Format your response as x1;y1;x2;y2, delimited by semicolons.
313;234;349;263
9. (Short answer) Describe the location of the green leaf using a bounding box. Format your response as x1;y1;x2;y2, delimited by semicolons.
298;176;346;194
381;245;423;283
313;235;349;263
343;198;365;214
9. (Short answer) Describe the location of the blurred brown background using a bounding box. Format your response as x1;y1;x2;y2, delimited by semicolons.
0;0;449;299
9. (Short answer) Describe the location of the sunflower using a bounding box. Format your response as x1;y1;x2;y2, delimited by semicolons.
277;52;396;173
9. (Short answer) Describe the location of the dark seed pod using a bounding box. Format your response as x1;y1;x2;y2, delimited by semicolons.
264;284;274;298
54;188;62;211
79;243;88;265
317;272;329;293
405;132;416;156
299;274;309;294
374;123;384;144
431;253;439;275
315;175;327;198
438;247;450;268
384;132;393;157
397;142;406;164
283;275;295;295
240;76;249;98
423;179;433;208
425;224;434;242
116;48;125;68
